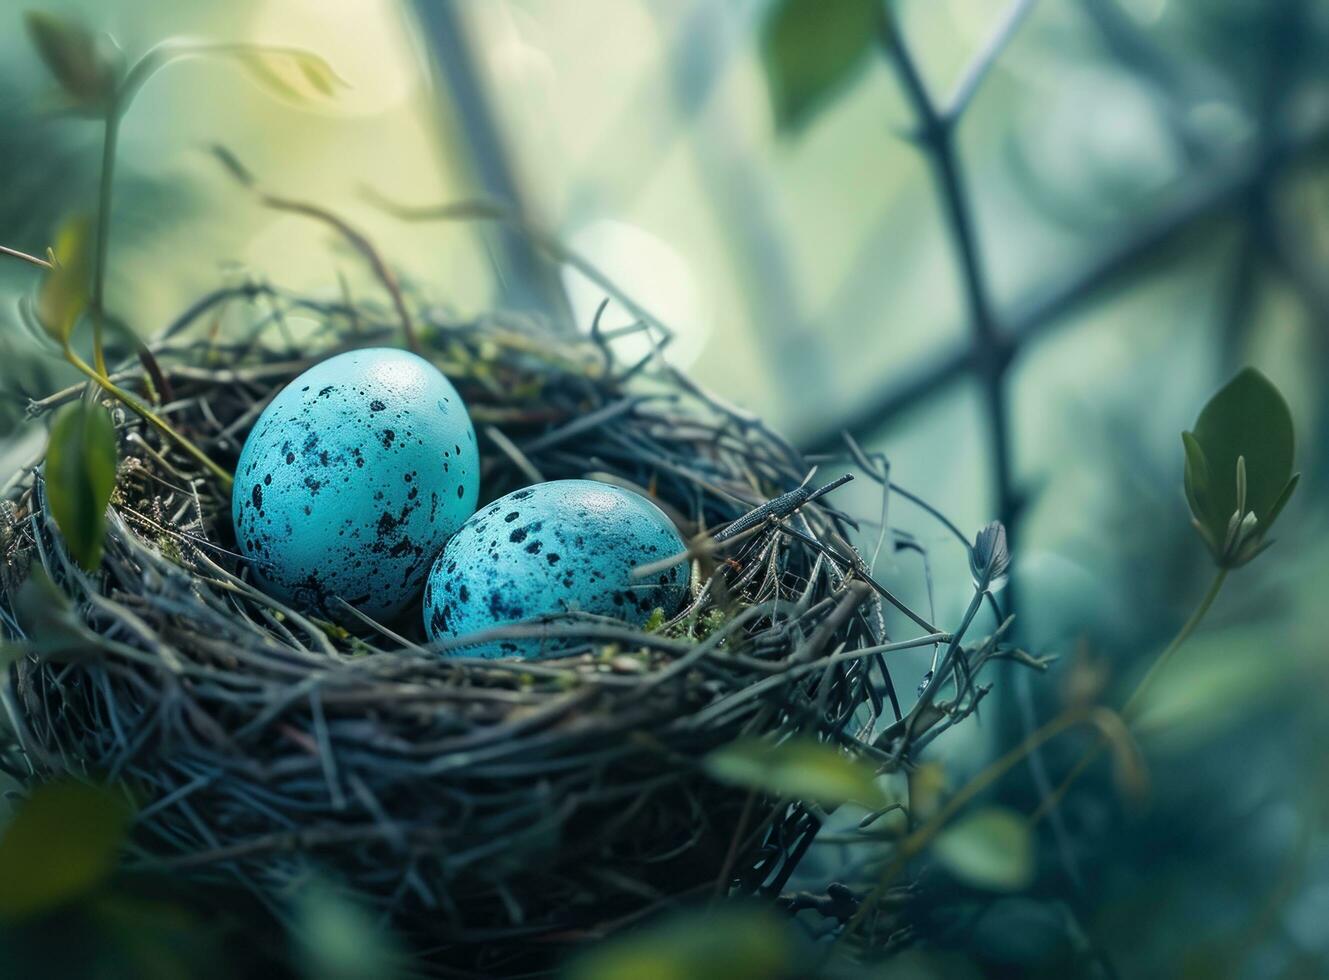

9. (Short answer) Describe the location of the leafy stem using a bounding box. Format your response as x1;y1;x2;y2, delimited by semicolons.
62;343;234;490
90;108;119;376
12;14;344;494
844;704;1134;942
1122;567;1228;720
1033;366;1297;822
2;229;235;490
1030;566;1228;823
84;38;342;373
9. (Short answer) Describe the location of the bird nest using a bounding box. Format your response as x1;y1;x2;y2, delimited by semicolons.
0;288;971;971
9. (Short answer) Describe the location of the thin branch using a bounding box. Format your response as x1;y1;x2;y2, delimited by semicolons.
360;187;678;350
0;244;53;270
878;0;1021;544
877;0;1064;896
798;117;1329;453
1033;567;1229;823
1079;0;1208;164
211;145;420;354
63;345;234;489
944;0;1040;121
259;195;420;355
410;0;575;329
652;0;831;409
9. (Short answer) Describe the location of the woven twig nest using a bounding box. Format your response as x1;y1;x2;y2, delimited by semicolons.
0;290;943;970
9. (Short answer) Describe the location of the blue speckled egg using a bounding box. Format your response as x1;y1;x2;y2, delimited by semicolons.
232;348;479;621
423;479;688;658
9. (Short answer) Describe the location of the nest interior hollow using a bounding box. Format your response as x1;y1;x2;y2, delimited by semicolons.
0;293;921;964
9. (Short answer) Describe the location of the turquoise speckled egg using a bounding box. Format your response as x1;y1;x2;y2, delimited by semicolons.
233;348;479;621
423;479;688;658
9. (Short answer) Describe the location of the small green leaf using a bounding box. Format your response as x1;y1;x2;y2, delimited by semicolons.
1183;369;1298;566
760;0;879;132
970;521;1011;593
36;213;94;344
45;400;118;571
24;11;123;113
1181;431;1209;500
931;806;1033;892
0;781;132;922
1261;471;1300;532
291;878;406;980
216;46;347;104
566;904;797;980
704;736;886;808
1180;432;1212;547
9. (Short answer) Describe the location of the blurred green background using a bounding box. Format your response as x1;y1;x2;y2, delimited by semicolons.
2;0;1328;976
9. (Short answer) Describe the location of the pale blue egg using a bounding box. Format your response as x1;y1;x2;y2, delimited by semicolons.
232;348;479;621
423;480;688;658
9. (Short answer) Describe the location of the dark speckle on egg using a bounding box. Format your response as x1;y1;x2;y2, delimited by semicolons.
423;480;688;659
232;348;480;623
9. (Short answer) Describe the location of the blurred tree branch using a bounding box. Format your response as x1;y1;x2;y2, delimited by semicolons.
411;0;574;331
799;116;1329;453
650;0;834;406
876;0;1025;556
869;0;1087;898
1079;0;1210;164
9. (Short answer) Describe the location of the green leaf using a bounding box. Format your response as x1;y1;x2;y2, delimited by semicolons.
36;214;94;344
0;781;132;922
291;878;406;980
210;46;347;104
566;904;797;980
970;521;1011;593
1261;471;1300;533
1180;432;1209;520
931;806;1033;892
45;400;118;571
704;736;886;808
760;0;879;132
24;11;123;113
1183;368;1297;564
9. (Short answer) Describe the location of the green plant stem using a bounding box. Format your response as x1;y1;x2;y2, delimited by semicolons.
63;345;234;490
1124;567;1229;718
3;163;232;489
0;245;53;270
90;110;121;378
1031;566;1229;823
844;705;1119;942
